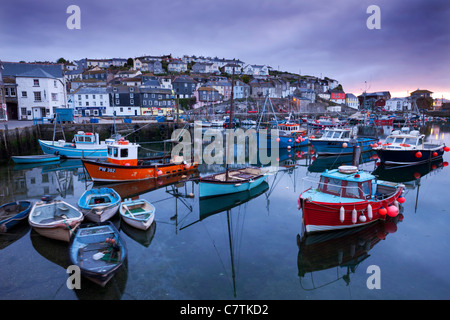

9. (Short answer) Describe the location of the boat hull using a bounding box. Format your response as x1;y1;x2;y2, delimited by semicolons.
299;187;403;234
199;173;267;198
69;222;126;286
39;139;107;159
375;147;444;165
82;159;199;182
0;201;32;232
119;200;155;231
78;188;121;222
311;137;377;156
11;155;60;164
29;200;84;242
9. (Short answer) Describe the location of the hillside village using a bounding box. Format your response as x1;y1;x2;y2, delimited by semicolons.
0;54;446;121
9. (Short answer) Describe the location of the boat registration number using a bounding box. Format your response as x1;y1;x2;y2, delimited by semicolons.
99;167;115;173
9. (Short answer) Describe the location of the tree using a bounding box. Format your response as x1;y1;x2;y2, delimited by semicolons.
57;57;67;64
126;58;134;68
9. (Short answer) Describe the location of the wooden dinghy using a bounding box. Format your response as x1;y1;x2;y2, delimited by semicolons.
29;196;84;242
69;221;127;286
0;200;33;232
119;199;155;230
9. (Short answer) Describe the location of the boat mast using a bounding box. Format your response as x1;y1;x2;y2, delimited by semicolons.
226;59;236;181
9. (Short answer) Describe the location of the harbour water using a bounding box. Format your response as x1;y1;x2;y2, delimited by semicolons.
1;122;450;300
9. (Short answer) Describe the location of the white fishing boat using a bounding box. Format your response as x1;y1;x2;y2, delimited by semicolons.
119;199;155;230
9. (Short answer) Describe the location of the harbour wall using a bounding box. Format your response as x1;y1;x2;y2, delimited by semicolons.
0;121;184;161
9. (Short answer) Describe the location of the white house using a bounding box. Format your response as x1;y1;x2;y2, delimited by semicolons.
243;64;269;76
168;60;188;73
71;86;111;117
385;97;411;112
345;93;359;109
15;67;67;120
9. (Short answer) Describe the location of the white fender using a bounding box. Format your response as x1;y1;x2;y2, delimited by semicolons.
340;206;345;223
359;213;367;222
367;204;373;220
352;208;357;224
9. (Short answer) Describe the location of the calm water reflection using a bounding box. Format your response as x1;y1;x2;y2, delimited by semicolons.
1;123;450;300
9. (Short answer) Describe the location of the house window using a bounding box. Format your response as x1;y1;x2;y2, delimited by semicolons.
78;95;81;100
85;95;88;99
116;99;120;105
21;91;28;98
10;88;16;96
54;80;57;88
51;93;58;101
100;102;103;106
34;91;42;102
130;93;134;98
33;79;39;86
92;95;96;99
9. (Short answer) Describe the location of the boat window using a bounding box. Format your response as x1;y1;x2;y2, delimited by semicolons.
120;148;128;158
344;181;360;198
113;147;118;157
331;131;341;139
85;136;92;143
108;146;112;156
418;138;423;146
325;177;342;195
341;131;350;139
404;138;417;145
386;137;395;144
361;181;371;197
78;136;84;142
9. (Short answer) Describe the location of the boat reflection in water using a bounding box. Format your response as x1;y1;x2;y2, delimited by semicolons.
181;181;269;297
308;150;378;173
29;216;128;299
297;214;402;291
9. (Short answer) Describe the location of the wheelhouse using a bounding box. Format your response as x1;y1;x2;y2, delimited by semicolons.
317;168;374;200
107;139;139;166
320;129;351;140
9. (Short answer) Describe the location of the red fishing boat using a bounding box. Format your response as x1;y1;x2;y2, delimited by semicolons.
298;166;404;233
82;138;198;183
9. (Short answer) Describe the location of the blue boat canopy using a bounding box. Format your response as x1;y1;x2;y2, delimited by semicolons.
322;166;375;182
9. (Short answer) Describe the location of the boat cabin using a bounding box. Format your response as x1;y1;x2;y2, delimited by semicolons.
107;138;139;166
319;128;351;140
277;123;306;136
73;131;100;145
383;130;424;149
318;166;374;200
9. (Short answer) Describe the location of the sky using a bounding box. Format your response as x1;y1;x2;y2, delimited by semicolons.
1;0;449;98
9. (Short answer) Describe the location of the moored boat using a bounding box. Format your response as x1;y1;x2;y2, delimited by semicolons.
78;188;121;222
199;167;268;198
119;199;155;230
29;196;84;242
11;154;60;164
310;128;377;156
81;138;198;183
38;131;114;159
69;221;127;286
373;128;449;165
298;165;404;234
0;200;33;232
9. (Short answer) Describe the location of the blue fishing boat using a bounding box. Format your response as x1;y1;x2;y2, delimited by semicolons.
11;154;60;164
199;167;268;198
0;200;32;232
38;131;113;159
69;221;127;286
310;128;377;156
373;128;449;166
78;188;121;223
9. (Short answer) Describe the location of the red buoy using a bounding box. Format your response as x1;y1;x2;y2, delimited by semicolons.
415;151;422;158
432;152;438;157
444;146;450;152
397;196;405;204
387;205;399;217
379;207;387;216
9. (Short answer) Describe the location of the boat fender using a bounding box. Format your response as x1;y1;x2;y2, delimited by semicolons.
339;206;345;223
359;213;367;222
352;208;357;224
367;204;373;220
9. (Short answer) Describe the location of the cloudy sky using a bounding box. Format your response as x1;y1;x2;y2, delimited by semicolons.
1;0;449;98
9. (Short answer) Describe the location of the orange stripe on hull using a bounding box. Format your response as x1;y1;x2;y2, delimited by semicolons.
82;160;198;182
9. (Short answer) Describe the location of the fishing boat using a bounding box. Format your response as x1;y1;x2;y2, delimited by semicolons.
28;196;84;242
298;165;404;234
11;154;60;164
275;122;309;148
69;221;127;286
309;128;377;156
78;188;121;222
0;200;32;232
119;199;155;230
38;131;114;159
307;117;345;129
373;115;394;126
81;138;198;183
373;128;449;166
